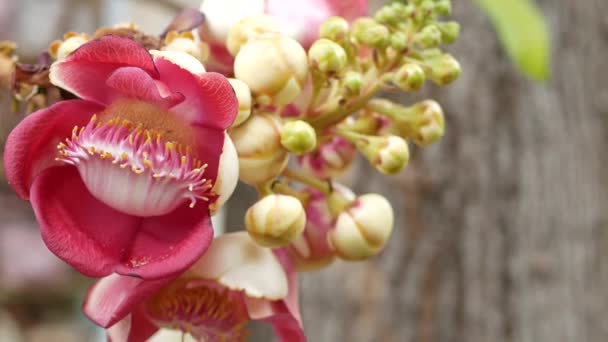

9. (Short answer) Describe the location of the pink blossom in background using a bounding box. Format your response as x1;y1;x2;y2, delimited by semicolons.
3;36;239;280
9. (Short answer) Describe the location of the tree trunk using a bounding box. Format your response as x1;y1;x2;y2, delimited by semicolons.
228;0;608;341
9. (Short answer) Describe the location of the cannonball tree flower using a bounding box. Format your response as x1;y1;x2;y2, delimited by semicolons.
2;35;239;279
198;0;368;73
84;232;305;342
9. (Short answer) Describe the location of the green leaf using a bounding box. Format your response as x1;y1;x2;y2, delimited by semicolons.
473;0;551;81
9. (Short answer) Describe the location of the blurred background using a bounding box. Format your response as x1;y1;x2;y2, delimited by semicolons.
1;0;606;341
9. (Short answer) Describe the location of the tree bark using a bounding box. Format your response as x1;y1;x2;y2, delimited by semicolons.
228;0;608;341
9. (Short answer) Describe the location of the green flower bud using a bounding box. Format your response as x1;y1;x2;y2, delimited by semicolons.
281;120;317;155
308;39;348;74
352;18;390;49
374;6;398;26
415;25;442;49
393;63;426;91
343;131;410;175
434;1;452;16
437;22;460;44
343;71;363;96
389;31;408;51
319;16;349;42
426;53;462;85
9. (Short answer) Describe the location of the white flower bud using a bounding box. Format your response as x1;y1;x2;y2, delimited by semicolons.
162;31;209;63
49;33;89;61
227;14;281;56
349;133;409;175
227;78;252;127
199;0;265;44
330;194;394;260
246;194;306;248
234;33;309;106
230;113;288;185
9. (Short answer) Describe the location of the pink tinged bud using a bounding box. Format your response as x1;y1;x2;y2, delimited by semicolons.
296;136;356;179
245;194;306;248
230;113;288;185
330;193;394;260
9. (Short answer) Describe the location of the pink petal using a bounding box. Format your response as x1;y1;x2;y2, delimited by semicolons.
153;55;238;129
108;308;159;342
273;249;302;325
3;100;104;200
114;202;214;279
106;66;185;108
83;273;172;328
30;166;140;277
49;35;158;105
190;125;224;192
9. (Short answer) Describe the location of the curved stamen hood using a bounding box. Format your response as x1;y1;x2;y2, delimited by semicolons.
57;114;214;217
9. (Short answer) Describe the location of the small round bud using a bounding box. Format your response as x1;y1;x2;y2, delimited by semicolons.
352;134;410;175
234;33;309;106
49;33;89;60
374;6;398;26
415;25;442;49
227;78;252;127
281;120;317;155
308;39;347;74
389;31;408;51
230;113;288;185
330;193;394;260
393;63;426;91
343;71;363;96
163;31;209;63
246;194;306;248
434;1;452;16
297;137;356;178
351;18;390;49
226;14;281;56
319;16;349;42
427;53;462;85
410;100;445;146
437;22;460;44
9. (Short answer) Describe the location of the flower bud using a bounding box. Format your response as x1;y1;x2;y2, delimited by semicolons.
330;194;394;260
393;63;426;92
426;53;462;85
437;22;460;44
245;194;306;248
297;137;356;178
389;31;408;52
234;33;309;106
351;18;390;49
0;42;16;90
230;113;288;185
162;31;209;63
226;14;281;56
414;25;442;49
308;39;347;74
49;32;89;60
227;78;252;127
350;133;409;175
343;71;363;96
319;16;349;42
434;0;452;16
281;120;317;155
405;100;445;146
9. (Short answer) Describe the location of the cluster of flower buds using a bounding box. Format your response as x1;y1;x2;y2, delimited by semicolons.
0;0;461;340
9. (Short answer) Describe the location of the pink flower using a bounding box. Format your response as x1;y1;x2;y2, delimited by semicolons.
83;232;305;342
3;36;239;279
198;0;368;73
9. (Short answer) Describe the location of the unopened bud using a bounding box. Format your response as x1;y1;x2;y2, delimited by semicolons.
234;33;309;106
230;113;288;185
163;31;209;63
49;32;89;60
297;137;356;178
226;14;281;56
308;39;347;74
350;133;410;175
437;22;460;44
393;63;426;91
415;25;442;49
407;100;445;146
343;71;363;96
319;17;349;42
352;18;390;49
426;53;462;85
246;194;306;248
389;31;408;52
228;78;252;127
330;194;394;260
434;0;452;16
374;6;399;26
281;120;317;155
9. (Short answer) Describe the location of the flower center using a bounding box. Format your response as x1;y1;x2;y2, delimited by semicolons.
145;281;249;341
56;110;214;217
